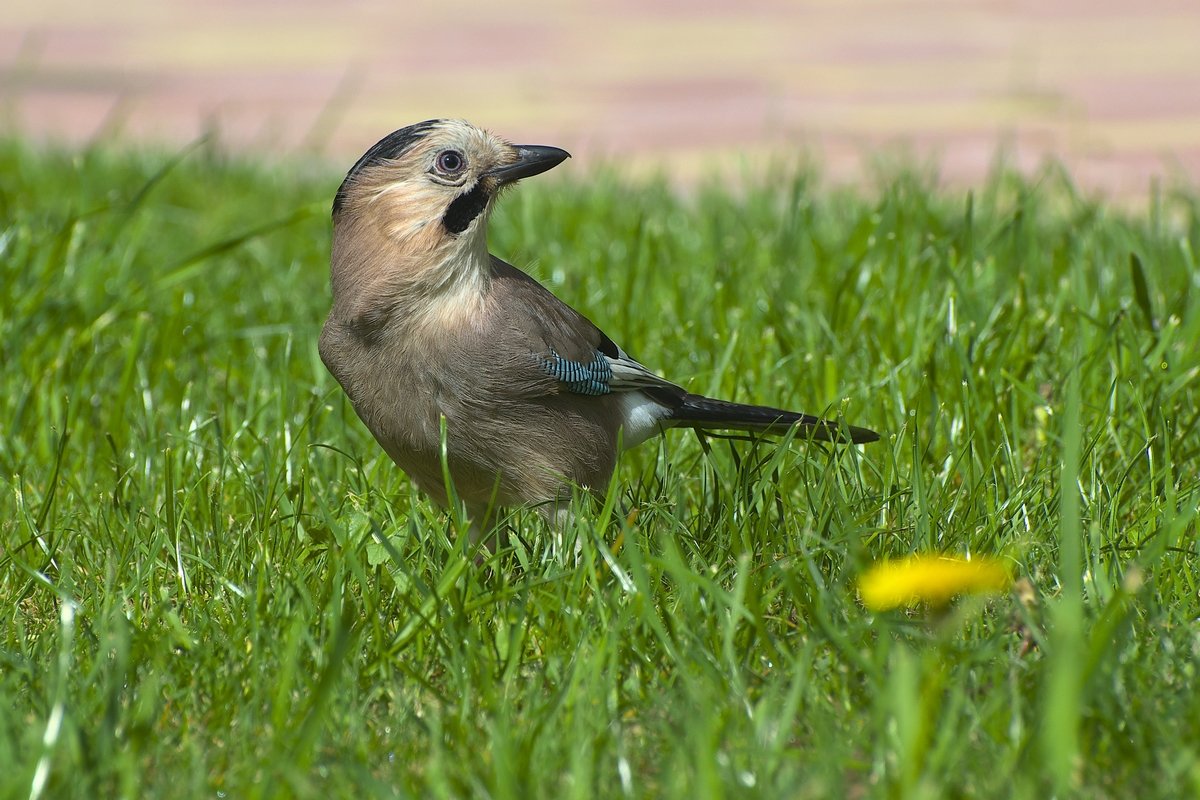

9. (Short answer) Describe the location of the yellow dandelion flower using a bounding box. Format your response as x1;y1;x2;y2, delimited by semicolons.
858;555;1012;612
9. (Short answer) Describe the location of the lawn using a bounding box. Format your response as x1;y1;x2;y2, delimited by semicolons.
1;136;1198;798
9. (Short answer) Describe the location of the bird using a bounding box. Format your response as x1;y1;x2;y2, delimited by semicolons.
319;119;878;528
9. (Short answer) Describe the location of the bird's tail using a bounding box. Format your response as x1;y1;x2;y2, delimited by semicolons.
667;394;880;444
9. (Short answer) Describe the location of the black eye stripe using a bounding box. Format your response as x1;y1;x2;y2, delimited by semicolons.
442;183;490;234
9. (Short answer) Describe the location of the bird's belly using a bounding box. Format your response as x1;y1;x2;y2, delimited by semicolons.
342;345;623;509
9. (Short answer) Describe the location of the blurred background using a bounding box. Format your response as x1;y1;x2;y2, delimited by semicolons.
3;0;1198;199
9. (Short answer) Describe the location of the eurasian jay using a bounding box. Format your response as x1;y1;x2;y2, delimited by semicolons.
319;119;878;525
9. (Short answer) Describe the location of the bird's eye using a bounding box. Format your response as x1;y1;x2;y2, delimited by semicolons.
436;150;466;174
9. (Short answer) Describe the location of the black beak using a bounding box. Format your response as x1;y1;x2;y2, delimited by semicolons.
489;145;571;185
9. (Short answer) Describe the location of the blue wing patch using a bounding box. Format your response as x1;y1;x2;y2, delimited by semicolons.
540;349;612;396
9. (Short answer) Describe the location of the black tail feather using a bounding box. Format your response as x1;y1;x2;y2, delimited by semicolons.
667;393;880;444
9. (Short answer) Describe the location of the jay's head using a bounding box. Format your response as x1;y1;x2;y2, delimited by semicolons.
332;119;569;258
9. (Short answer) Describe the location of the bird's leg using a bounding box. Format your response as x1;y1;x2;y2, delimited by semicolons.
465;503;510;559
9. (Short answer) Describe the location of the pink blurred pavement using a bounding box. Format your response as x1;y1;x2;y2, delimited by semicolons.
3;0;1198;198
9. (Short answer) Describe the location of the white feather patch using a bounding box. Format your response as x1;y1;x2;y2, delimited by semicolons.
616;391;673;450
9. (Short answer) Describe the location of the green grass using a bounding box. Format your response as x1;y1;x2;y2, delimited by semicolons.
2;136;1199;799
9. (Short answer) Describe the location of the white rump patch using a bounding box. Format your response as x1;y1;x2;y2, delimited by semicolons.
616;391;672;450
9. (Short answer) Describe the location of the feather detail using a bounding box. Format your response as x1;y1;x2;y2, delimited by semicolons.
667;394;880;444
540;349;613;396
606;355;682;391
539;347;686;398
